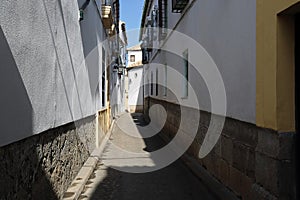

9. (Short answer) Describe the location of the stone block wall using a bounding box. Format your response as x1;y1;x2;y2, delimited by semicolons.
146;97;296;200
0;115;97;200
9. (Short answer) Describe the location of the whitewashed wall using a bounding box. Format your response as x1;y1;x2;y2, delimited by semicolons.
128;67;144;107
0;0;108;146
147;0;256;123
128;50;142;67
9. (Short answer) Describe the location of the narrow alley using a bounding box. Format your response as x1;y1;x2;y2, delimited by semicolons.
77;113;217;200
0;0;299;199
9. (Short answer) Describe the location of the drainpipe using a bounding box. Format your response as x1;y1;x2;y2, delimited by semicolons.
79;0;91;21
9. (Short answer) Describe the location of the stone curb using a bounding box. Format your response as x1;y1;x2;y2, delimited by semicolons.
62;119;115;200
159;133;239;200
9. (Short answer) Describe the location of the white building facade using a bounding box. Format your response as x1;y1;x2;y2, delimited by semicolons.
110;21;128;117
140;0;297;199
126;45;144;113
0;0;126;198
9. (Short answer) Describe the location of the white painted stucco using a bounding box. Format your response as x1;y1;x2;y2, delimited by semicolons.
127;49;143;67
127;47;144;108
111;21;128;117
128;67;144;107
143;0;256;123
0;0;109;146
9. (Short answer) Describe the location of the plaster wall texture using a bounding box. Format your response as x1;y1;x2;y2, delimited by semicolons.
78;0;107;111
0;0;107;146
149;0;256;123
111;36;127;116
111;72;126;116
128;50;142;67
128;67;144;106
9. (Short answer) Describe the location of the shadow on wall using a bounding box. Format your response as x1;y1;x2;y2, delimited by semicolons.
0;26;33;147
0;119;93;199
1;0;99;198
78;0;102;103
0;25;92;199
0;27;58;199
0;134;59;200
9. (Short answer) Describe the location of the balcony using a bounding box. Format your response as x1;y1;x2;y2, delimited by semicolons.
101;5;113;29
172;0;189;13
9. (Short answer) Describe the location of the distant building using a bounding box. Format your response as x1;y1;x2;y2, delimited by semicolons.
127;44;143;68
126;44;143;113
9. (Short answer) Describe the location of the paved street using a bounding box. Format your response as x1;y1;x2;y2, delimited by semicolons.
78;113;217;200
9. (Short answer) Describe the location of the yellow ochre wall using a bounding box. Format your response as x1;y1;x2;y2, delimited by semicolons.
256;0;300;132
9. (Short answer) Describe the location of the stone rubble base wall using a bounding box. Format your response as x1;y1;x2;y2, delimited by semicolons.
145;97;296;200
0;115;97;200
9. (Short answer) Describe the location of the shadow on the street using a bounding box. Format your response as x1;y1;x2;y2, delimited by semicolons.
85;113;215;200
87;159;214;200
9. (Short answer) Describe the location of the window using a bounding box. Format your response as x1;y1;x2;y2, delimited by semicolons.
130;55;135;62
164;64;167;96
150;72;153;96
156;68;159;96
182;49;188;98
102;47;106;107
172;0;189;13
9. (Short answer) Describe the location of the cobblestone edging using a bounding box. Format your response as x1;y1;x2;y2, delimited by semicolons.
0;115;97;200
145;97;296;200
63;119;115;200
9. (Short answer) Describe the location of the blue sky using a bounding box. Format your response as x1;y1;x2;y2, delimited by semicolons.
120;0;144;48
